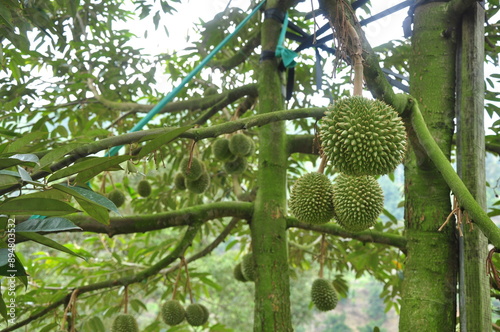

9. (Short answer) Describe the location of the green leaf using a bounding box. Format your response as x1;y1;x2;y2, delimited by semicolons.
74;197;109;225
52;184;121;215
0;198;80;216
16;232;86;260
16;165;32;182
34;144;78;172
39;323;60;332
0;290;7;323
84;316;106;332
15;217;81;233
0;174;19;189
137;125;193;159
6;132;47;153
0;249;29;278
48;155;130;183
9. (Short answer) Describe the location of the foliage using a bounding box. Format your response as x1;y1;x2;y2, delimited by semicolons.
0;0;499;331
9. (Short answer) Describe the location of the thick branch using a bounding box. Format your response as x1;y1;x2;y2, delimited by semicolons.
68;202;253;236
0;224;201;332
287;218;407;252
446;0;482;21
89;80;257;114
409;96;500;248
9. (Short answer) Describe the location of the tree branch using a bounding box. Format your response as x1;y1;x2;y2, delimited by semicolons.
287;134;317;155
211;32;261;71
408;96;500;248
69;202;253;236
446;0;482;21
287;218;407;252
0;224;201;332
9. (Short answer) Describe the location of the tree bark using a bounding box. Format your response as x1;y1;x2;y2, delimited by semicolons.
400;3;458;330
456;4;490;331
251;1;293;331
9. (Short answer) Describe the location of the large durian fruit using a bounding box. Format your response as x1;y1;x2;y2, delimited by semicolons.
185;303;210;326
332;173;384;232
161;300;186;326
320;96;406;176
311;278;338;311
111;314;139;332
289;172;335;225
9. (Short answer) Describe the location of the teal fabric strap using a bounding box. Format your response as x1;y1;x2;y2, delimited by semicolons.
274;12;297;68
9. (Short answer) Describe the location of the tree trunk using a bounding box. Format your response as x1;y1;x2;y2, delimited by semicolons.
400;3;458;330
251;1;293;331
456;4;490;331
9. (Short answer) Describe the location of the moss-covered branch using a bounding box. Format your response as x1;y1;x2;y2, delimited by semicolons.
0;224;201;332
409;96;500;248
88;80;257;114
446;0;481;20
64;202;252;236
287;218;407;252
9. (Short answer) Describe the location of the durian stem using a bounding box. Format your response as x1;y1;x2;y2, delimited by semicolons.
171;259;184;300
317;155;328;174
124;286;128;314
409;97;500;248
319;234;326;279
60;289;79;332
346;20;363;96
182;256;194;304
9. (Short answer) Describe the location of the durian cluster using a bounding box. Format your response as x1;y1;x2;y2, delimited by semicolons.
161;300;210;327
233;253;255;282
174;156;211;194
212;133;255;175
106;179;153;208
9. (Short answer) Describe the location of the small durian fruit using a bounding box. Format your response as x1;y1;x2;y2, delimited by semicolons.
333;173;384;232
243;139;256;157
224;156;248;174
185;171;210;194
212;138;234;161
161;300;185;326
241;253;256;282
174;172;186;191
311;278;338;311
180;156;204;181
137;179;152;197
229;133;253;157
111;314;139;332
233;263;247;282
199;304;210;324
108;189;125;208
319;96;407;176
289;172;335;225
204;86;218;96
186;303;209;326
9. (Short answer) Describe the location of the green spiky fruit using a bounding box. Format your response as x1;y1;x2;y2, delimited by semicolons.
333;173;384;232
224;156;248;174
161;300;185;326
180;156;204;180
289;172;335;225
243;139;256;157
111;314;139;332
241;253;255;282
186;303;209;326
185;171;210;194
174;172;186;190
212;138;234;161
229;133;253;157
320;96;406;176
311;278;338;311
108;189;125;208
233;263;247;282
137;179;151;197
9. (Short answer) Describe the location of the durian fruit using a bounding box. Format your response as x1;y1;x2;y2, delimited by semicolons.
212;138;234;161
161;300;186;326
186;303;209;326
243;139;256;157
320;96;406;176
229;133;253;157
224;156;248;174
241;253;255;282
185;171;210;194
204;86;218;96
233;263;247;282
108;189;125;208
333;173;384;232
311;278;338;311
174;172;186;190
111;314;139;332
289;172;335;225
180;156;204;180
137;179;151;197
